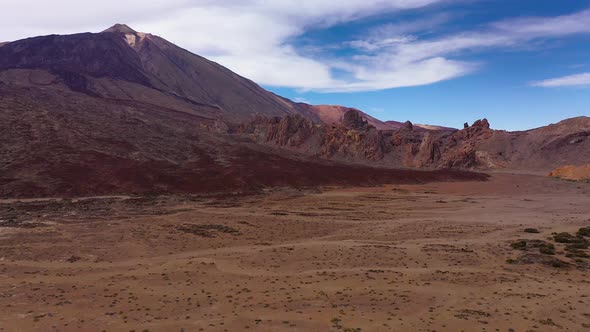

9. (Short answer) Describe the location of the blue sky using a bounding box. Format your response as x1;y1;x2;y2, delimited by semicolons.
267;0;590;130
2;0;590;130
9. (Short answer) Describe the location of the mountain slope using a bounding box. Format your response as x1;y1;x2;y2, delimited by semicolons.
0;82;484;197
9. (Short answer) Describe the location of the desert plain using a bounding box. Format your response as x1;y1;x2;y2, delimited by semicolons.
0;173;589;332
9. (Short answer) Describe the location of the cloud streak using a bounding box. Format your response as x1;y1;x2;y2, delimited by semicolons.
324;8;590;92
531;72;590;88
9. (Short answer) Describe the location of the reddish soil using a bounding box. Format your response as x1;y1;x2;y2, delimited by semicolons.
0;174;589;331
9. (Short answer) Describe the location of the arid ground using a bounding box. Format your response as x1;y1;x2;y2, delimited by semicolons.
1;173;589;332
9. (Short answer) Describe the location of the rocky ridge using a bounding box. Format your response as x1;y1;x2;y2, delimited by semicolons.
236;110;590;171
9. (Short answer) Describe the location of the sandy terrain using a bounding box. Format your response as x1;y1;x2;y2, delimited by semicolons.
1;173;589;331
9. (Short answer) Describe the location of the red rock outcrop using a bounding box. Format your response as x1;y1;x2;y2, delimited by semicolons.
236;115;590;172
342;109;370;130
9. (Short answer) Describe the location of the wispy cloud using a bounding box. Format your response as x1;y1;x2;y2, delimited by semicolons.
372;12;454;36
531;72;590;87
492;9;590;37
319;8;590;92
345;36;416;52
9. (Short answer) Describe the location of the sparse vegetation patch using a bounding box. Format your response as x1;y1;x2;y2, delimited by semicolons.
174;224;240;237
577;227;590;237
0;219;46;228
553;232;587;244
524;228;540;233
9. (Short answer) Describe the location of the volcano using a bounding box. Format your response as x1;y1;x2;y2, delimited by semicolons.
1;25;588;197
0;25;488;197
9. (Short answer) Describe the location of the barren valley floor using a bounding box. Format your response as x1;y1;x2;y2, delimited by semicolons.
1;173;589;331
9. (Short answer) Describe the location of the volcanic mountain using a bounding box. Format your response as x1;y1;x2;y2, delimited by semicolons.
1;25;588;197
0;24;458;129
0;25;484;197
0;24;322;122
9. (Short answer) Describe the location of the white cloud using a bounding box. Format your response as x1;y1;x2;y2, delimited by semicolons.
531;72;590;88
346;36;417;52
0;0;193;37
214;48;338;89
327;8;590;92
124;0;448;90
347;12;453;51
0;0;442;40
492;9;590;37
316;57;476;92
2;2;590;92
294;97;310;103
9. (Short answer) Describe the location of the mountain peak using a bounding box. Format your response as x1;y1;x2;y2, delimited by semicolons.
102;24;137;34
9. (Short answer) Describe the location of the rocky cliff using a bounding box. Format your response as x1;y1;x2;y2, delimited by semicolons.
236;110;590;171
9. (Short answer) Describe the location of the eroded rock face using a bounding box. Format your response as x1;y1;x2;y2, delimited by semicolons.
415;133;443;167
234;115;588;171
391;121;419;147
342;110;370;130
237;116;484;168
321;126;386;161
267;116;316;146
237;113;387;161
437;119;495;168
473;119;490;129
238;115;317;147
